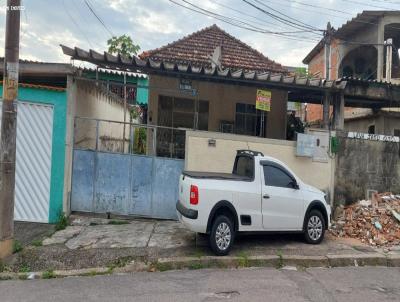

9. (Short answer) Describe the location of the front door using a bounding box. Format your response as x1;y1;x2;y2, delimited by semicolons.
261;163;304;230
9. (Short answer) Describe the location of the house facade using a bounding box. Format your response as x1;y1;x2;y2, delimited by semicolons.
140;25;289;157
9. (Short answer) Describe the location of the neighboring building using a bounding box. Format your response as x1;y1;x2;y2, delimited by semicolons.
0;60;148;223
302;11;400;128
140;24;289;157
345;108;400;136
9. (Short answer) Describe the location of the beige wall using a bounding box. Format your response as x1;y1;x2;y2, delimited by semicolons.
148;75;288;139
73;79;130;151
185;130;334;196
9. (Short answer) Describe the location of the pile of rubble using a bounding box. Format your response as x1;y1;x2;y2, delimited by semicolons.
331;192;400;247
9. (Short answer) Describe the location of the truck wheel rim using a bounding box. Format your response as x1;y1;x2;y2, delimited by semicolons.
216;222;231;250
307;216;323;241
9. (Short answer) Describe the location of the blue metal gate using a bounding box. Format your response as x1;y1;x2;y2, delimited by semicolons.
70;117;185;220
71;150;184;220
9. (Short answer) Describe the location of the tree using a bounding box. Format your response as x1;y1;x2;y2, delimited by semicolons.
107;35;140;57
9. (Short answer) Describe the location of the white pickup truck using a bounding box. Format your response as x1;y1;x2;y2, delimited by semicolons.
176;150;331;255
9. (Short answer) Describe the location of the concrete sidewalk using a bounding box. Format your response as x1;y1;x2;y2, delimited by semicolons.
4;214;400;277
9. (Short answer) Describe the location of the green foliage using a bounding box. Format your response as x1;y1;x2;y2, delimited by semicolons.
18;273;28;280
0;260;5;272
42;269;55;279
55;212;68;231
19;264;30;273
107;256;134;272
189;262;204;270
13;240;23;254
276;250;284;268
155;262;172;272
31;239;43;247
133;128;147;155
238;251;249;268
107;35;140;57
294;67;308;77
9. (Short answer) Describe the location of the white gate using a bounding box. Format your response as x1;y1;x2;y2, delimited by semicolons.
0;101;54;223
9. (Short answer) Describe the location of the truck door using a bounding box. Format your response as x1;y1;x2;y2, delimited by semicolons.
261;163;304;230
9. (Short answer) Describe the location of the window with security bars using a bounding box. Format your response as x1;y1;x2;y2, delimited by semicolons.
157;95;209;158
235;103;265;137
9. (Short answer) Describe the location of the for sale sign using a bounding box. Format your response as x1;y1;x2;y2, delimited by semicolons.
256;89;271;111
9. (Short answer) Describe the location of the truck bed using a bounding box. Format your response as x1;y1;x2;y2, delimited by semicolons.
182;171;252;181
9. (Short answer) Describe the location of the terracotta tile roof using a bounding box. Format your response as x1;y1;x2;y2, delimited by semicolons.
0;81;66;92
140;24;287;73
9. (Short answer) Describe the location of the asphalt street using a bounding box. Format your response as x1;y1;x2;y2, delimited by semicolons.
1;267;400;302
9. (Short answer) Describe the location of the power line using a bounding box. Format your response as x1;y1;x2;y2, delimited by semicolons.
181;0;319;35
212;0;291;30
72;0;104;45
266;0;351;19
84;0;114;37
62;0;94;48
272;0;400;32
169;0;321;43
249;0;322;31
242;0;323;33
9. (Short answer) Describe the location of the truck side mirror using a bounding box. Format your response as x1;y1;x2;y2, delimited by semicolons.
290;181;299;190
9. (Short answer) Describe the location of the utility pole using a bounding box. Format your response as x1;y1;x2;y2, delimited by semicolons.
0;0;21;259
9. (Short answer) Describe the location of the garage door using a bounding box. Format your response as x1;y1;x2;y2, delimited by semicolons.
0;101;54;222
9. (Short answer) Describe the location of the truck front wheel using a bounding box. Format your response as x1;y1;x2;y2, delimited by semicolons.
304;210;325;244
209;215;235;256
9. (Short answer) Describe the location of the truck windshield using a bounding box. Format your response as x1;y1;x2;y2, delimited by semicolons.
233;156;254;179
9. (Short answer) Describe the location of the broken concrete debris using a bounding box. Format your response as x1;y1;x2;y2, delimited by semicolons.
331;192;400;247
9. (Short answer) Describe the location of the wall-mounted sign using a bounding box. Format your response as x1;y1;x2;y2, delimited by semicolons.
179;79;197;96
256;89;271;111
347;132;400;143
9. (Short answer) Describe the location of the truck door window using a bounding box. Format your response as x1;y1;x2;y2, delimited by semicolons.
233;156;254;179
263;165;294;188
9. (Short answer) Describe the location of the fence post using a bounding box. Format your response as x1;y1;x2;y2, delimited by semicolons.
95;120;99;151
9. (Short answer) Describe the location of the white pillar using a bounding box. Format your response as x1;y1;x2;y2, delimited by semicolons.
377;21;385;81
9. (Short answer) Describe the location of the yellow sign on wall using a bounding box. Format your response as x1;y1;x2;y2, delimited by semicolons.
256;89;271;111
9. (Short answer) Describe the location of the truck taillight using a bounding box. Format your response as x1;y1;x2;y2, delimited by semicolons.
190;185;199;205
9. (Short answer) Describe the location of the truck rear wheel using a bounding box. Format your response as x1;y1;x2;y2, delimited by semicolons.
209;215;235;256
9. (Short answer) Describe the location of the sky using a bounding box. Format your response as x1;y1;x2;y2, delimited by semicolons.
0;0;400;67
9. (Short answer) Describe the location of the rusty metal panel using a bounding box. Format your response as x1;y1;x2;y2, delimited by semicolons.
0;102;53;222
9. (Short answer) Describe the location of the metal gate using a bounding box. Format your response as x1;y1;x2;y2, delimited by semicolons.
70;118;185;220
0;101;54;222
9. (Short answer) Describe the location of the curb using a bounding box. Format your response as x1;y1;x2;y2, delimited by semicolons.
1;253;399;280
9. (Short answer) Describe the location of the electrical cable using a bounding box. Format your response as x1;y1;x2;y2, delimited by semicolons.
84;0;114;37
169;0;321;43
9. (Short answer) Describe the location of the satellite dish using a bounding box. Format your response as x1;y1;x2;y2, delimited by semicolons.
209;46;222;70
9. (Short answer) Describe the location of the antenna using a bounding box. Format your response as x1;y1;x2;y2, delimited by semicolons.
209;46;222;70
